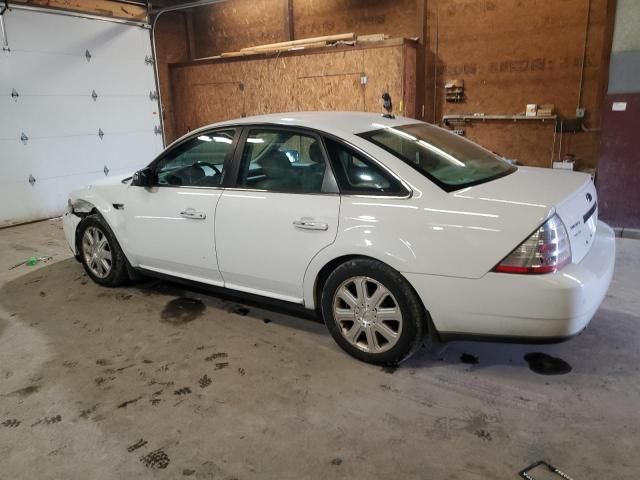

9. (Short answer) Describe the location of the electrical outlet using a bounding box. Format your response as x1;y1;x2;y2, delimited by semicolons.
576;108;586;118
453;129;465;136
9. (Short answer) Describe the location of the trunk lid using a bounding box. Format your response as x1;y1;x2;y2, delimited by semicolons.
463;166;597;264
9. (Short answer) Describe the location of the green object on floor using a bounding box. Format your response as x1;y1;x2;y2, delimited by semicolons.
26;256;38;266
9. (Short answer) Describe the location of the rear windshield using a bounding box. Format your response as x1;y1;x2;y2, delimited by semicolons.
358;123;516;191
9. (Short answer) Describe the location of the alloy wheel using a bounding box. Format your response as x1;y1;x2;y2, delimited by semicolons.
332;276;403;353
81;226;112;279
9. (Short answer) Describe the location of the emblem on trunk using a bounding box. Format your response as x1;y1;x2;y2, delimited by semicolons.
586;192;593;202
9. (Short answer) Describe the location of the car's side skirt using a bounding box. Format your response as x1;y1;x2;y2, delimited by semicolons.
134;267;320;322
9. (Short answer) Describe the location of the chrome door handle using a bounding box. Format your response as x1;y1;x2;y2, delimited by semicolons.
180;208;206;220
293;217;328;231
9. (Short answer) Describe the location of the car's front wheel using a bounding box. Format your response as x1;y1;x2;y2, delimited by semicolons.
321;258;426;365
77;214;128;287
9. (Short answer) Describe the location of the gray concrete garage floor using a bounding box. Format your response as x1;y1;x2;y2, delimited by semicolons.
1;219;639;479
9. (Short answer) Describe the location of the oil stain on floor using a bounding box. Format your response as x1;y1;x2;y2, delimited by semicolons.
523;352;572;375
160;297;206;324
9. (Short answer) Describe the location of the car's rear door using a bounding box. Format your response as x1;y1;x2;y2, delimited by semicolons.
124;128;238;285
214;126;340;303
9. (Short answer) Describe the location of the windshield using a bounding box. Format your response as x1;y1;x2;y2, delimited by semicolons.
358;123;516;191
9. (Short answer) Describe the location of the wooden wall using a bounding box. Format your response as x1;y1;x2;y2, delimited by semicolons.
425;0;612;169
168;41;416;141
157;0;615;170
11;0;147;19
190;0;417;58
155;12;190;143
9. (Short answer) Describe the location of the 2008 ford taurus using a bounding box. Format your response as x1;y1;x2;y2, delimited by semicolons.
63;112;615;365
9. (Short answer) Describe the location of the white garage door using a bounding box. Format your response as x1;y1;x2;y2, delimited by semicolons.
0;7;164;227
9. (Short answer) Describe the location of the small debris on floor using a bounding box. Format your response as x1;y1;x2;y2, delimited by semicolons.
331;458;343;466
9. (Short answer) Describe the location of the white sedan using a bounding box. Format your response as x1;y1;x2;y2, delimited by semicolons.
63;112;615;365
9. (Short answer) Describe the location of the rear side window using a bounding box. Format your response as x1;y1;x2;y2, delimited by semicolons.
323;138;404;195
237;129;331;194
358;123;516;191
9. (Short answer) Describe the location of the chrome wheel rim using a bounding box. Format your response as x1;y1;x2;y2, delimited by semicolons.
81;226;112;279
332;276;403;354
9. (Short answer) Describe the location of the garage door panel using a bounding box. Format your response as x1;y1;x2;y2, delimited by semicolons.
5;10;151;61
0;95;159;139
0;52;155;97
0;9;163;226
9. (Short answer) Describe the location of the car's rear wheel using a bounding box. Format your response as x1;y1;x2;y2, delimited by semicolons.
321;258;425;365
78;214;128;287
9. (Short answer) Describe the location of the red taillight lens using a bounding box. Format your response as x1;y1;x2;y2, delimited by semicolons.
494;214;572;274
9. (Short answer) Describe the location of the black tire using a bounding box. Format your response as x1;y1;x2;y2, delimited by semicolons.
320;258;426;366
77;214;129;287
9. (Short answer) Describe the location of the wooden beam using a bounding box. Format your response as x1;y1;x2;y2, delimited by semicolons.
239;33;355;52
11;0;148;20
415;0;427;120
285;0;294;41
184;10;197;61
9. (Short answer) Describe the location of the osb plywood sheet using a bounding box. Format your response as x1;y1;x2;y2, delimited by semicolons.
294;50;364;78
191;0;289;58
13;0;147;19
169;44;414;140
364;46;404;114
155;12;190;143
296;75;365;111
430;0;610;169
292;0;418;39
403;45;417;118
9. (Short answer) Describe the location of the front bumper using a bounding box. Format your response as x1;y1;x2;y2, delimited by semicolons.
403;220;616;341
62;211;81;256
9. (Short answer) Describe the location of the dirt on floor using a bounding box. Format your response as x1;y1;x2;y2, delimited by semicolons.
0;221;639;479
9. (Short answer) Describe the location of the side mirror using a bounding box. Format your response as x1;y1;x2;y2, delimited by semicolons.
131;167;156;187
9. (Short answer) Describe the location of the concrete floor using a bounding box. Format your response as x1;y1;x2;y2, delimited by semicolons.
0;219;639;479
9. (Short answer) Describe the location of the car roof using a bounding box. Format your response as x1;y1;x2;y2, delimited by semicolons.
172;111;423;146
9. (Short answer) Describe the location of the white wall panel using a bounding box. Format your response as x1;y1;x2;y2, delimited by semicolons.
0;9;163;227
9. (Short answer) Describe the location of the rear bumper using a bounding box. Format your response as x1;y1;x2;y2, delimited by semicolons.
404;220;616;341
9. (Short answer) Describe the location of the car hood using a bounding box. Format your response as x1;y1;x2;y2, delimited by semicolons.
87;173;133;188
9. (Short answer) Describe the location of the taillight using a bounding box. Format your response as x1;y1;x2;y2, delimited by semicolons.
494;214;571;274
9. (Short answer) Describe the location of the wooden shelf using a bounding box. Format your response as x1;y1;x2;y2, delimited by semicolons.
443;114;557;125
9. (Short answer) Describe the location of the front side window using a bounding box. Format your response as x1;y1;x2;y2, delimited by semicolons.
358;123;516;191
324;137;404;195
155;129;235;187
237;129;329;193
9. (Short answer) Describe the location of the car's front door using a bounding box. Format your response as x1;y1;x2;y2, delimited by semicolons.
215;127;340;303
124;128;238;285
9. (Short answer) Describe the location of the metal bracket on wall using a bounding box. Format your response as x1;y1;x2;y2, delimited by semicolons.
85;49;92;62
20;132;28;145
149;90;159;101
28;174;36;186
144;54;154;66
154;125;161;135
103;165;109;176
11;88;18;101
98;128;104;139
91;90;98;101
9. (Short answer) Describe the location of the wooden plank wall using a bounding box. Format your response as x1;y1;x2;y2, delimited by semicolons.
426;0;611;169
169;42;416;141
159;0;614;169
